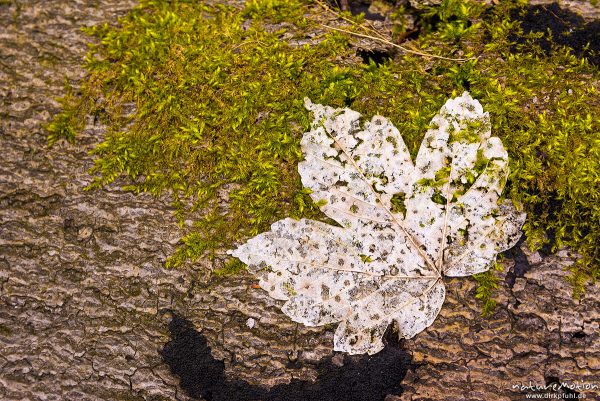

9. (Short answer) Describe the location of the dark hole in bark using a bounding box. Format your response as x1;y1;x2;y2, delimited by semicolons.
510;2;600;66
357;48;392;66
544;375;581;396
545;375;560;385
344;96;357;107
161;312;412;401
356;49;392;65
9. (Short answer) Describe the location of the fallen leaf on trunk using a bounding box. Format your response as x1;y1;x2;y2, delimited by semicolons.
230;92;525;354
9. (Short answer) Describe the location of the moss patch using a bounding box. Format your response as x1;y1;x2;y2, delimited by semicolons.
473;262;503;316
49;0;599;298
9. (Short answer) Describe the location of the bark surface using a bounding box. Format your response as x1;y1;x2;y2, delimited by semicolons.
0;1;598;400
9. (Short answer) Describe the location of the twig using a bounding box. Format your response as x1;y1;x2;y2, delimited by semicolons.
321;24;471;62
231;40;265;51
314;0;389;42
313;0;472;62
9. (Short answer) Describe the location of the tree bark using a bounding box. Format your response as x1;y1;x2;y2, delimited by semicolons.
0;1;598;400
395;249;600;400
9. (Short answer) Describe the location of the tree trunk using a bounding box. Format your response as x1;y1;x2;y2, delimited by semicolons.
0;1;598;400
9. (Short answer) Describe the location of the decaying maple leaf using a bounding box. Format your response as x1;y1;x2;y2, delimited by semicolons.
229;92;526;355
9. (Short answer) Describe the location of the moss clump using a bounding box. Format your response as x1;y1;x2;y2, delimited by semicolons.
47;83;90;144
49;0;599;298
473;262;503;316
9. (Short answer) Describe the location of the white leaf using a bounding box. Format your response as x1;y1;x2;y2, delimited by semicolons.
230;92;526;355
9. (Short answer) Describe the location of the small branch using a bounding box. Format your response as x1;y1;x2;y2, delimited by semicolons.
321;24;471;62
314;0;388;42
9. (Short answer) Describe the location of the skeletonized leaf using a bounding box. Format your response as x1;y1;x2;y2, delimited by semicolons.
230;92;525;355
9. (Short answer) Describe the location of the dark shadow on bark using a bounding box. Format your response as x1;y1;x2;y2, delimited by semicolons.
510;2;600;66
505;237;532;289
161;312;412;401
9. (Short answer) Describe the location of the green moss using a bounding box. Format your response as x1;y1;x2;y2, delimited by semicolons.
390;192;406;217
47;83;88;144
430;189;447;205
448;119;488;143
360;254;374;263
283;281;297;296
213;258;247;277
473;262;503;316
49;0;599;297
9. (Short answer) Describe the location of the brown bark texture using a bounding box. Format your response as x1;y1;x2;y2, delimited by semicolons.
0;1;598;400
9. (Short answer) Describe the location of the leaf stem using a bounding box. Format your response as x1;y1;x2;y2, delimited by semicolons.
438;162;455;272
325;133;440;276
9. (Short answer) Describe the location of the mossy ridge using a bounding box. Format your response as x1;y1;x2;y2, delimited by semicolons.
48;0;599;299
